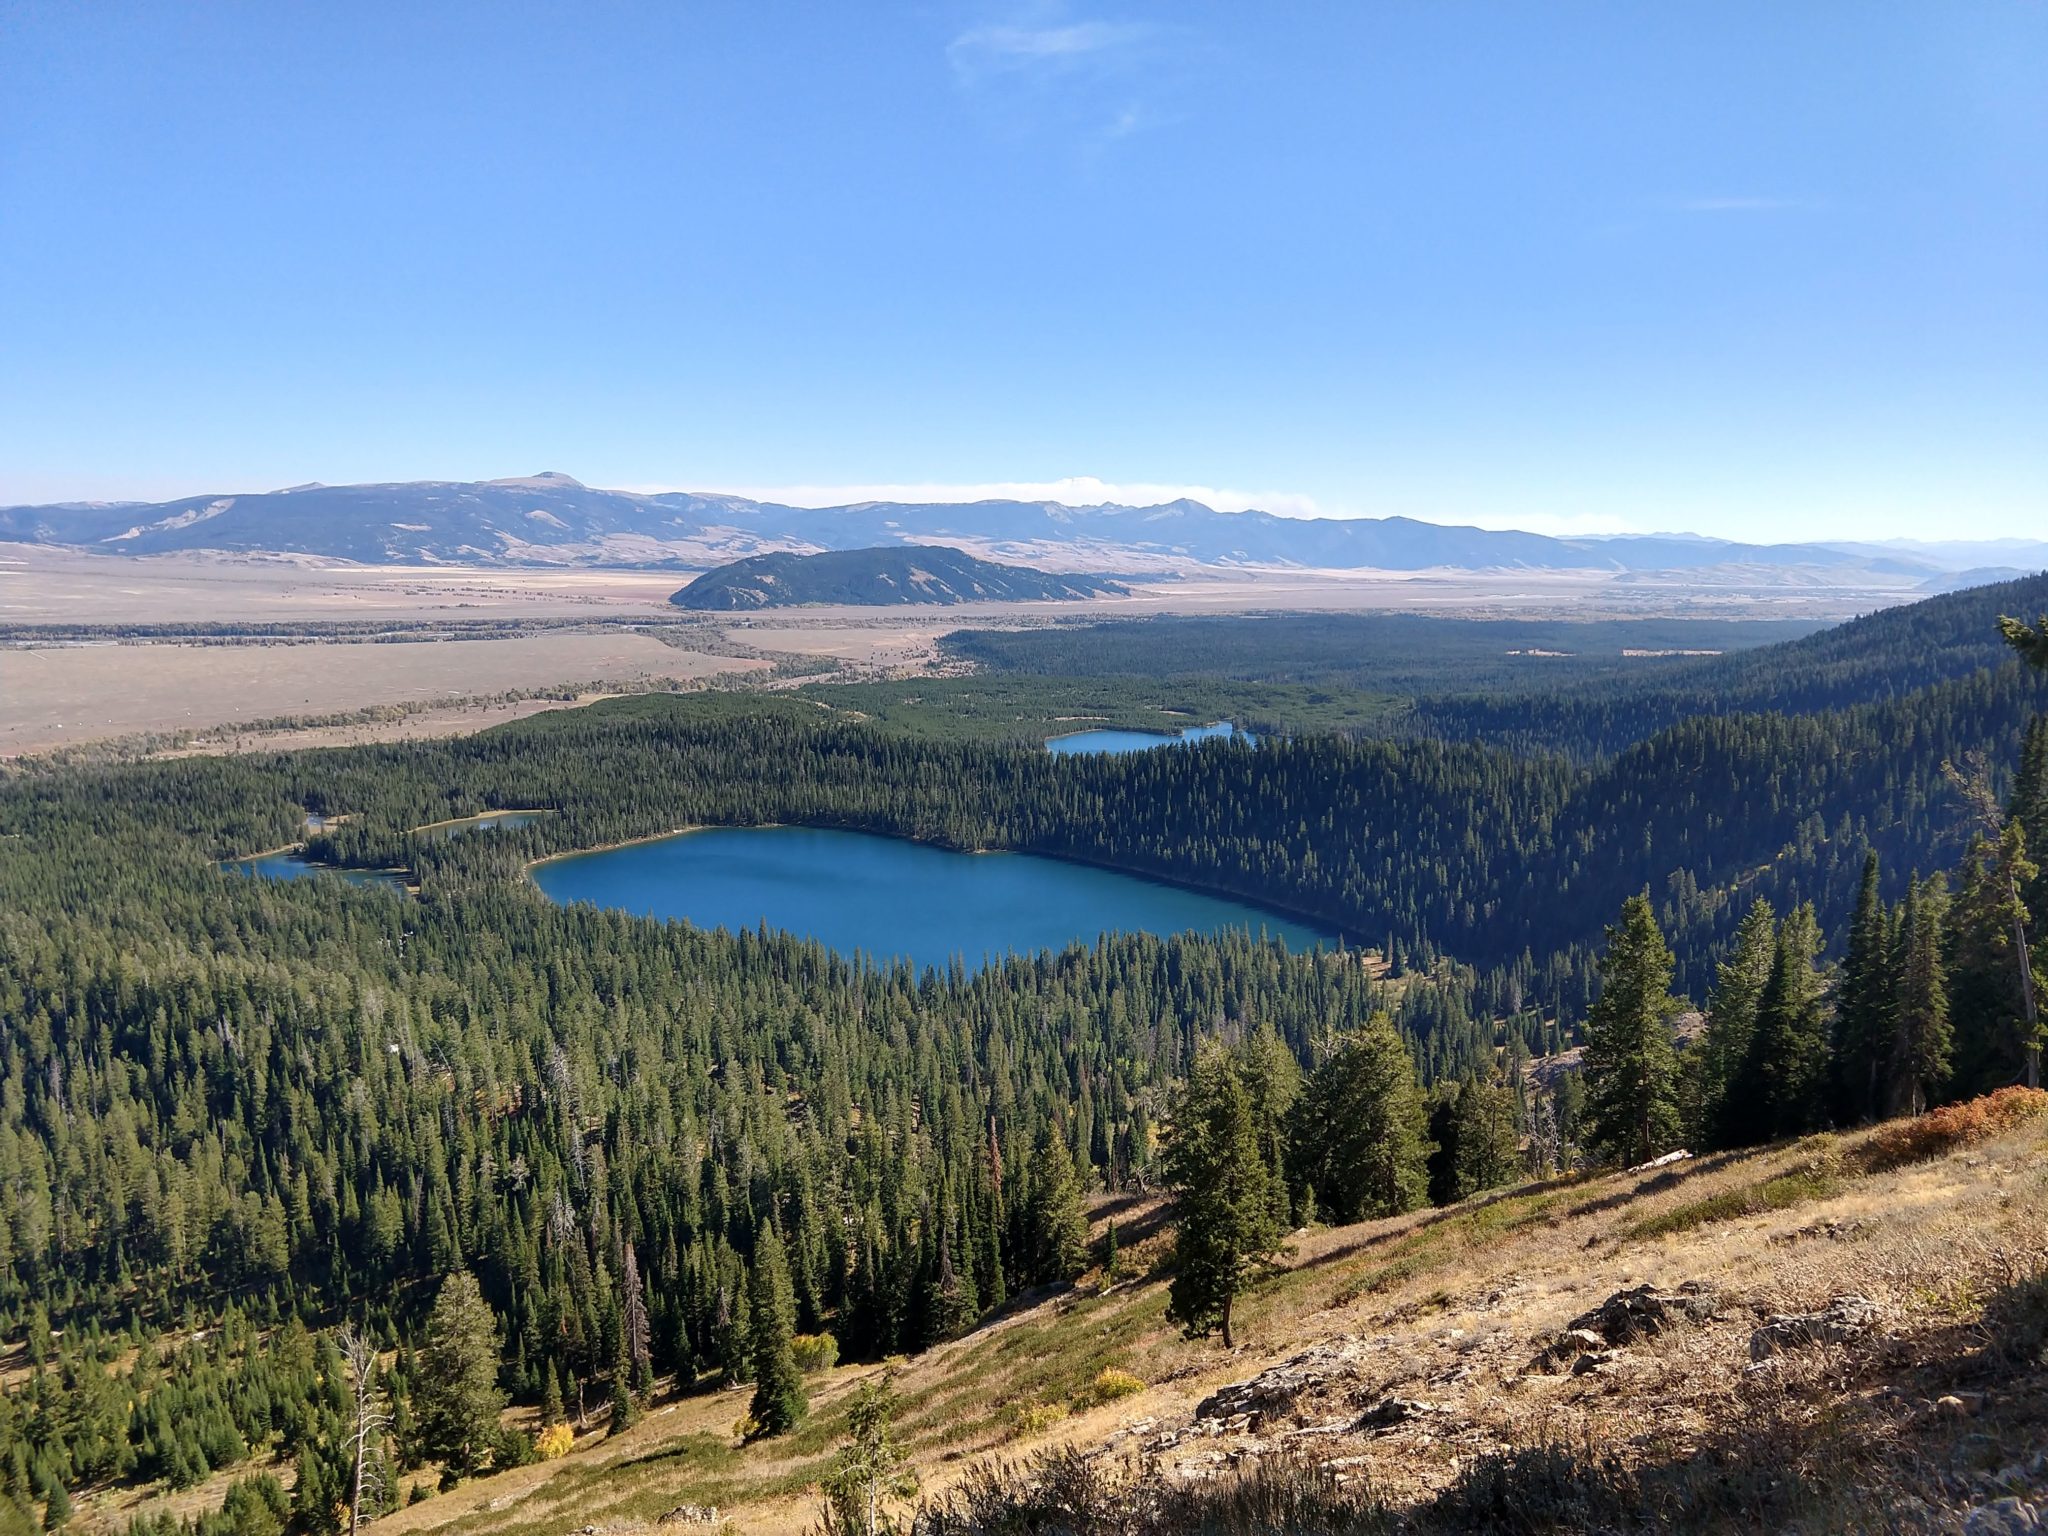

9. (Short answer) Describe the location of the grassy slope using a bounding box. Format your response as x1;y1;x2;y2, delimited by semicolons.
351;1103;2046;1536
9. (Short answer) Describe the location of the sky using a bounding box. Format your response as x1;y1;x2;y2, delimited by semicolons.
1;2;2043;542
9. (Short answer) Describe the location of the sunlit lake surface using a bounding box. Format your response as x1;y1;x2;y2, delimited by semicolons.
1044;720;1257;756
530;824;1332;972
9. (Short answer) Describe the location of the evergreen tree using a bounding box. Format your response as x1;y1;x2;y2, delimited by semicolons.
39;1482;67;1532
819;1375;917;1536
1163;1044;1286;1348
1286;1015;1431;1222
745;1228;806;1438
1022;1129;1087;1287
1450;1071;1521;1199
1831;854;1893;1126
414;1272;505;1481
1693;898;1775;1148
1890;875;1952;1116
1582;893;1682;1167
1741;903;1830;1140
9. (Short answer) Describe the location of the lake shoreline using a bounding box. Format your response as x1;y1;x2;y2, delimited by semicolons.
527;821;1348;965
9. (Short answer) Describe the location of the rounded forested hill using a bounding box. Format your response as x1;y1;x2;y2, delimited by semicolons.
669;543;1128;609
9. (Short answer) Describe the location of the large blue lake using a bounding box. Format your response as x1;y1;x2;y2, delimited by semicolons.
530;825;1334;971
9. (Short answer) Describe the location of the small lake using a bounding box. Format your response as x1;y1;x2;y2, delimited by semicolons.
531;825;1333;971
1045;720;1257;756
229;852;408;892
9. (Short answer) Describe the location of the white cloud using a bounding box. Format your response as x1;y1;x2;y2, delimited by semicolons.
948;19;1151;73
627;476;1329;519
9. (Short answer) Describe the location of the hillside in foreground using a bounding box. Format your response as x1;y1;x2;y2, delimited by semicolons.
670;544;1128;609
341;1093;2046;1536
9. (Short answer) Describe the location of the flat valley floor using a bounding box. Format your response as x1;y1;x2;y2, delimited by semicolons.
0;542;1922;758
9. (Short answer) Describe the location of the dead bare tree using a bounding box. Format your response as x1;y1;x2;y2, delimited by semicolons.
338;1324;393;1535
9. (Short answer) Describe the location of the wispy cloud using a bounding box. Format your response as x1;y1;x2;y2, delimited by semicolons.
945;5;1188;153
947;19;1152;74
631;476;1328;519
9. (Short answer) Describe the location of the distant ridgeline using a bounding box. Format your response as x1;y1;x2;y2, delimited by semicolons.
670;543;1127;609
945;570;2048;760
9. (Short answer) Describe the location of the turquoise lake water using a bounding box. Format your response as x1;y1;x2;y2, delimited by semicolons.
1044;720;1257;755
229;852;407;891
529;825;1333;971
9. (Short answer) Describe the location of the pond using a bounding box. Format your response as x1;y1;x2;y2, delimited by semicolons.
228;851;408;891
1045;720;1257;756
530;825;1334;972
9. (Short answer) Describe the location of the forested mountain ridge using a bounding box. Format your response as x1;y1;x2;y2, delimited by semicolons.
669;545;1126;609
949;569;2048;759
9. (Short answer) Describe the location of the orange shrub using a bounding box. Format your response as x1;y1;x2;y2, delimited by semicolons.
1855;1087;2048;1173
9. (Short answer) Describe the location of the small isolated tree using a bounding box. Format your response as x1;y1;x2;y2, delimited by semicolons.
819;1375;918;1536
1163;1043;1287;1349
415;1271;506;1481
1582;893;1682;1167
747;1227;807;1438
41;1479;70;1532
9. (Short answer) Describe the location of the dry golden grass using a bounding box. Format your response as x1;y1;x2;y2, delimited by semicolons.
344;1102;2046;1536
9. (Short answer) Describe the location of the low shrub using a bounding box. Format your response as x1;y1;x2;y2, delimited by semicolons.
1626;1153;1841;1241
792;1332;840;1374
535;1421;575;1460
1012;1401;1069;1434
1072;1367;1144;1410
1855;1087;2048;1173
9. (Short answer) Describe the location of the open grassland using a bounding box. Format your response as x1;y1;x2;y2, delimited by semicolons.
321;1096;2048;1536
0;634;771;756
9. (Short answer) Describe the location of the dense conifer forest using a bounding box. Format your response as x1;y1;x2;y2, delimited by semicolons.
0;575;2043;1532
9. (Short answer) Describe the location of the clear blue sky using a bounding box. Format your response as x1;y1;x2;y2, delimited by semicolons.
2;2;2042;540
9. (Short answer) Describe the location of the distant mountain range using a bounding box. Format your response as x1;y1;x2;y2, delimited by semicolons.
4;472;2043;582
670;545;1127;610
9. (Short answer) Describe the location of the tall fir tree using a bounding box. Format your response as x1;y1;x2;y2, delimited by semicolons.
1831;853;1894;1126
1742;902;1831;1140
1693;898;1776;1148
415;1272;506;1480
1163;1044;1287;1349
1582;893;1683;1167
1022;1128;1088;1287
1890;875;1952;1116
746;1227;806;1438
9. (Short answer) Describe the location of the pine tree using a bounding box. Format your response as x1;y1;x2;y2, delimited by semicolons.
1743;903;1831;1140
819;1374;917;1536
1582;893;1682;1167
1286;1014;1431;1221
1164;1044;1286;1348
1450;1071;1521;1199
1831;854;1893;1126
746;1228;806;1438
620;1242;653;1398
1890;875;1952;1116
1693;898;1775;1148
1022;1129;1087;1286
415;1271;505;1480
